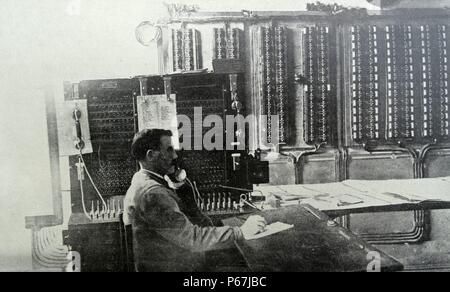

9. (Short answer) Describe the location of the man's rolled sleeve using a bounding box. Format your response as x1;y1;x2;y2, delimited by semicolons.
137;188;243;253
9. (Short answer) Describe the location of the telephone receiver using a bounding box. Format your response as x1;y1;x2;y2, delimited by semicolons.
164;158;187;189
73;107;85;150
168;168;187;183
164;169;187;189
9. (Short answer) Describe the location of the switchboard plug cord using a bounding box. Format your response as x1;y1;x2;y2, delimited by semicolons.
78;149;108;215
240;196;263;211
219;185;264;211
186;178;204;206
186;178;213;226
76;157;91;220
193;181;204;205
186;178;197;204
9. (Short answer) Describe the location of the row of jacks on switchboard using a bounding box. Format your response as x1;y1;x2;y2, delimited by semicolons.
196;193;248;214
88;199;123;221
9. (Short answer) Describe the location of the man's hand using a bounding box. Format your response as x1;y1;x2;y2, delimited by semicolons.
240;215;267;240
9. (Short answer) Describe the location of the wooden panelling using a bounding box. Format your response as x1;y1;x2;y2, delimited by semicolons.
298;149;340;184
423;149;450;178
347;151;414;180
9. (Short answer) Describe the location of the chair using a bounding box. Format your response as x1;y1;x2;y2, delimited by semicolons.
119;214;135;272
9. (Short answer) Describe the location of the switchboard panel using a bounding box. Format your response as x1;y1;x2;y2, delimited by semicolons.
65;72;270;272
68;79;139;213
303;26;337;145
172;28;203;71
66;72;265;215
213;27;244;60
260;26;289;144
349;23;449;144
146;73;252;197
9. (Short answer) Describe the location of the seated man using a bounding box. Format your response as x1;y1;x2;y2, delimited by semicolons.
123;129;266;272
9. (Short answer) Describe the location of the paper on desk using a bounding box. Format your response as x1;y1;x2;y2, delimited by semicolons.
245;222;294;240
255;176;450;213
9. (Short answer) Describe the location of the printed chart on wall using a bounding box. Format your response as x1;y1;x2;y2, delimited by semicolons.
137;94;179;149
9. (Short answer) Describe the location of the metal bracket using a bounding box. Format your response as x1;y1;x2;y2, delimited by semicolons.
138;77;148;96
163;76;173;101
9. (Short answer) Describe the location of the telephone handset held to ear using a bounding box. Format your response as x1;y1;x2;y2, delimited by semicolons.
164;153;187;188
165;167;187;189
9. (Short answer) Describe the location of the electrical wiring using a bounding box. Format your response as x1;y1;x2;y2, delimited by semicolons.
186;178;198;204
194;182;203;203
186;178;204;206
241;198;262;211
193;180;204;204
78;148;108;210
186;178;213;226
78;158;91;220
220;185;265;197
219;185;263;210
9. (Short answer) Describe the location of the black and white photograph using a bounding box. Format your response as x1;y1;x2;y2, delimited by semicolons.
1;0;450;277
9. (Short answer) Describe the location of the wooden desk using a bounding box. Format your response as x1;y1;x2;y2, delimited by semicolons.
254;177;450;218
322;201;450;218
66;214;126;272
223;205;403;272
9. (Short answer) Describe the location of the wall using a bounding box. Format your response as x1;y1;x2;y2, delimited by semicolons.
0;0;162;271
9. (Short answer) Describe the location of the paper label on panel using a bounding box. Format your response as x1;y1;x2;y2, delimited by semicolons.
137;94;179;149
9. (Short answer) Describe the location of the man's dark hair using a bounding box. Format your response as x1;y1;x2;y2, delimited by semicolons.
131;129;173;161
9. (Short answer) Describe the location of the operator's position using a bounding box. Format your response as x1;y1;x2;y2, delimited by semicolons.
124;129;266;272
